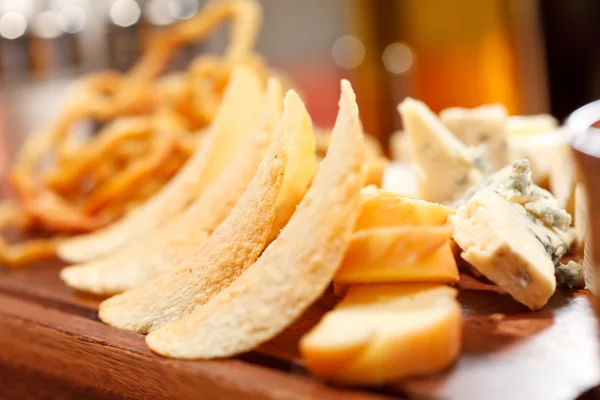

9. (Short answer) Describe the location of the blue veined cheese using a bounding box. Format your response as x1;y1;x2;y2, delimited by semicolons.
457;159;573;234
440;104;509;171
451;190;567;310
398;98;490;204
556;260;584;289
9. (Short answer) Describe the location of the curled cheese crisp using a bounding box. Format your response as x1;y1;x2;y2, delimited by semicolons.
58;66;264;263
60;78;284;295
145;80;365;359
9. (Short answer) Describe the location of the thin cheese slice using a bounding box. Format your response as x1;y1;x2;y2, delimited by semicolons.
300;284;461;385
440;104;508;171
356;188;451;230
58;66;264;262
145;80;365;359
398;97;488;204
61;79;285;295
335;238;458;284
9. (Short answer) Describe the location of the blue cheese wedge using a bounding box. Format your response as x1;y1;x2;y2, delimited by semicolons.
451;190;562;310
440;104;509;171
451;159;574;309
398;98;489;204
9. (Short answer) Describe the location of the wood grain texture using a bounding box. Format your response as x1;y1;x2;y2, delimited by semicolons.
0;263;599;399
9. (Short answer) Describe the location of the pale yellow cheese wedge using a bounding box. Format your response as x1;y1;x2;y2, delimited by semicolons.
506;114;558;136
300;284;461;385
549;140;576;216
356;188;451;230
398;97;488;204
335;235;458;284
99;107;288;333
440;104;508;171
58;66;264;262
145;80;365;359
61;79;286;295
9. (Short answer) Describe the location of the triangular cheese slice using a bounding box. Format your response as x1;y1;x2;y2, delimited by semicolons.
398;98;487;204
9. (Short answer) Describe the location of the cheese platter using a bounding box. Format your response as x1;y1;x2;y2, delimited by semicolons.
2;1;600;399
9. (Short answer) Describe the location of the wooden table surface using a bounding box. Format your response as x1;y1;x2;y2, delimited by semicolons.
0;260;600;400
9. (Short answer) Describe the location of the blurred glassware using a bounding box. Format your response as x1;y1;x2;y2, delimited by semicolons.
566;100;600;295
346;0;549;152
107;0;142;71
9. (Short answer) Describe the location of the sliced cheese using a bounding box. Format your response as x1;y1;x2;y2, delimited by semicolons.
380;162;419;198
335;239;458;284
440;104;508;171
398;97;488;204
300;284;461;385
356;188;451;230
451;190;561;310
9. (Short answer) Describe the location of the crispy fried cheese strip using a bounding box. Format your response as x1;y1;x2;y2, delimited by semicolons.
145;80;364;359
98;94;299;333
58;66;264;262
60;79;284;295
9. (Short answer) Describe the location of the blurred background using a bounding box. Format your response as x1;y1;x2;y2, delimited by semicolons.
0;0;599;162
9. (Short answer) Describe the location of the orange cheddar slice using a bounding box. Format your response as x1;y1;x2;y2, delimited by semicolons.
356;188;452;230
335;239;458;284
335;226;456;284
300;284;462;385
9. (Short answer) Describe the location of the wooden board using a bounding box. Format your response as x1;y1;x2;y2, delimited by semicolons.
1;262;600;400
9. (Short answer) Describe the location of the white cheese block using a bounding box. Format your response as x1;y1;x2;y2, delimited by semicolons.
451;190;560;310
398;98;488;204
380;162;419;198
506;114;558;136
440;104;509;171
508;128;568;186
549;141;576;215
575;185;597;294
